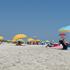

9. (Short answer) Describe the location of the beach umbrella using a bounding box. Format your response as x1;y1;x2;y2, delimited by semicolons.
12;34;27;42
59;25;70;32
45;40;50;42
35;39;40;42
28;38;34;41
0;36;4;41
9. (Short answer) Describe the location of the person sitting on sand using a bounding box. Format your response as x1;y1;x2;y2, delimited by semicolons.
59;39;68;50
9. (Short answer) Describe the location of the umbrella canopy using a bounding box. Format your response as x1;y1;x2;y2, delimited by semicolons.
35;39;40;42
59;25;70;32
45;40;50;42
12;34;27;42
28;38;34;41
0;36;4;41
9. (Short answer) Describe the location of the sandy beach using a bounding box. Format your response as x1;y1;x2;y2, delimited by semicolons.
0;43;70;70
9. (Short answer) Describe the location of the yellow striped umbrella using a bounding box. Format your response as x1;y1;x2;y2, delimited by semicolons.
12;34;27;42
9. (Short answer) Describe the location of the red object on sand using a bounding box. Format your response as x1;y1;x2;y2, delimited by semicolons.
53;43;59;47
51;43;63;49
51;46;63;49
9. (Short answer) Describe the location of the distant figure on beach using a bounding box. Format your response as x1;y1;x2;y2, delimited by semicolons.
46;40;54;47
16;41;23;46
59;39;68;50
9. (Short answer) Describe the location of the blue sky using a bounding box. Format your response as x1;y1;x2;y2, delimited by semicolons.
0;0;70;41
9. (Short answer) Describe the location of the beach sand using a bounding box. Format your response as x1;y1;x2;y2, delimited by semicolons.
0;43;70;70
